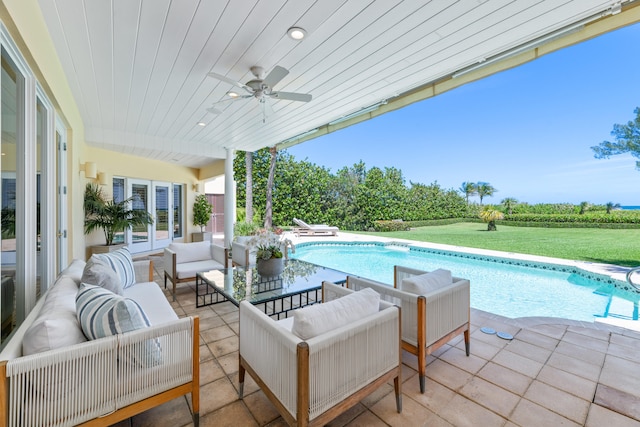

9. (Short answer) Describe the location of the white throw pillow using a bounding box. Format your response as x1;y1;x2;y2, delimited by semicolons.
22;276;87;355
93;247;136;289
82;255;124;295
400;269;452;295
291;287;380;340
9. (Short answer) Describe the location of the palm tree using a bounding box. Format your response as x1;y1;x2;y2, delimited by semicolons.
264;146;277;228
500;197;518;215
605;202;621;214
579;201;590;214
459;182;477;205
476;182;497;205
84;183;154;246
479;206;504;231
245;151;254;223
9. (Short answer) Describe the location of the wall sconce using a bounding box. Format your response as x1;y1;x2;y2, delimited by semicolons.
97;172;111;186
192;183;200;192
80;162;97;179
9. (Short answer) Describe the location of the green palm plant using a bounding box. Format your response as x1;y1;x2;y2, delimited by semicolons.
500;197;518;215
84;183;154;246
476;182;497;205
459;181;477;205
605;202;621;214
479;206;504;231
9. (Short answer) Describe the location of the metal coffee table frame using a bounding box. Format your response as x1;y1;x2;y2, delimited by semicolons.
196;259;347;319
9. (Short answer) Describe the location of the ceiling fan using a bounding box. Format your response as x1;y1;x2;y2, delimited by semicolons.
206;65;312;117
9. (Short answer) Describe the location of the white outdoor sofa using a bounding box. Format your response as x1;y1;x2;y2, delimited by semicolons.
0;257;200;427
239;281;402;427
164;240;228;300
344;266;470;393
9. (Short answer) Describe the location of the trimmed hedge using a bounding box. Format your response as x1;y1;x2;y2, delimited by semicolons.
496;220;640;229
372;220;411;232
504;212;640;224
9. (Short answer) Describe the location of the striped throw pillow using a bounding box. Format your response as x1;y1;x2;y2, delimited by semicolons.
76;283;161;365
93;247;136;289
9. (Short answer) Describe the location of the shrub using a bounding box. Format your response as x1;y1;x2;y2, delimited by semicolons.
372;220;411;232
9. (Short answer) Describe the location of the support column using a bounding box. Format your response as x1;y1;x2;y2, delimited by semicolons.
224;148;236;248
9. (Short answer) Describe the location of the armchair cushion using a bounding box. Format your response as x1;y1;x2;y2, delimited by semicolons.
169;241;211;264
291;287;380;340
400;268;452;295
93;247;136;289
82;256;124;295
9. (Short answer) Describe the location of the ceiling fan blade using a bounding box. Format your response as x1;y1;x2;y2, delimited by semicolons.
271;91;312;102
207;72;251;91
206;107;222;115
263;66;289;88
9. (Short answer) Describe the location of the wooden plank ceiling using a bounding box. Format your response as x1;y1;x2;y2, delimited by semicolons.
37;0;629;168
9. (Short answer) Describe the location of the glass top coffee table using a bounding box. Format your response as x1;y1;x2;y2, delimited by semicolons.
195;259;348;318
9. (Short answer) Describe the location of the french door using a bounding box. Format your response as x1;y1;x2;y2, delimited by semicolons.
151;181;171;250
124;179;172;254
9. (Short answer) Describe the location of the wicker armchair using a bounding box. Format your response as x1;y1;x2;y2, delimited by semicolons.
238;282;402;427
345;266;470;393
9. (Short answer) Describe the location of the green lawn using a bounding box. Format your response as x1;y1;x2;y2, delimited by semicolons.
360;223;640;267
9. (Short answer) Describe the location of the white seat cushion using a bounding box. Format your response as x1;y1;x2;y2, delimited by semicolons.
400;269;452;295
124;281;178;325
291;287;380;340
175;260;225;279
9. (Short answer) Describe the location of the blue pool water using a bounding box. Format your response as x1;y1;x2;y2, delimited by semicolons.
291;242;640;323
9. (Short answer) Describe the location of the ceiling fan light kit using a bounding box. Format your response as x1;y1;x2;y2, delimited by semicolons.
207;65;312;120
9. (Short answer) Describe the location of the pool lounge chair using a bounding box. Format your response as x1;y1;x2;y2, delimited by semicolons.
292;218;339;236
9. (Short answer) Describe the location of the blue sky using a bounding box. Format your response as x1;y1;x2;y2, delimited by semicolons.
287;23;640;206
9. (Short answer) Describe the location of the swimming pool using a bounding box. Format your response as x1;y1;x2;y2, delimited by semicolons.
290;242;640;323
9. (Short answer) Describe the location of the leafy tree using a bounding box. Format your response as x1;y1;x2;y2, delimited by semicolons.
476;182;497;205
193;194;212;231
459;182;477;204
500;197;518;215
592;107;640;169
479;206;504;231
605;202;621;214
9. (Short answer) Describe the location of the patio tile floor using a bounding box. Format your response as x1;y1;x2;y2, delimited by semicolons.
114;241;640;426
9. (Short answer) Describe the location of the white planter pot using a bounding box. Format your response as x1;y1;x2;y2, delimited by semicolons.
256;258;284;277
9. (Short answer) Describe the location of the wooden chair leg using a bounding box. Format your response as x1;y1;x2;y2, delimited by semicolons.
239;364;246;398
464;329;470;356
394;376;402;413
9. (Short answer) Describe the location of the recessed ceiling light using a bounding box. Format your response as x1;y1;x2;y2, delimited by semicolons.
287;27;306;40
227;91;239;98
197;122;206;127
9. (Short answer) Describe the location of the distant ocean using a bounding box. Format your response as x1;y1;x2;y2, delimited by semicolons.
622;206;640;210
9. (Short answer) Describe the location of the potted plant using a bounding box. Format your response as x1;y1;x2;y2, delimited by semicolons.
192;194;213;242
248;228;294;277
233;221;259;244
84;183;154;254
